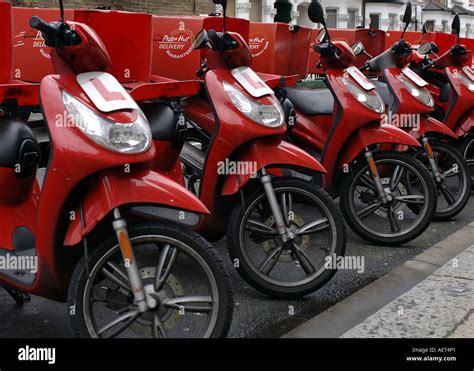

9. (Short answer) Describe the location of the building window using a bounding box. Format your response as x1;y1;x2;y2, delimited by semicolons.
442;20;448;33
467;24;472;38
426;21;434;32
369;14;380;29
326;8;338;28
389;13;398;30
348;9;357;28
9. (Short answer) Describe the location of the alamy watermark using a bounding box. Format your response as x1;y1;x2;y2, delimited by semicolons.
217;159;258;178
324;254;365;274
0;253;38;274
380;112;420;132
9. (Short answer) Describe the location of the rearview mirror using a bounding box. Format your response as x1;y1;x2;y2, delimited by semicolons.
418;43;432;55
212;0;227;11
403;2;412;25
452;14;461;37
192;30;209;49
351;41;365;56
308;0;326;26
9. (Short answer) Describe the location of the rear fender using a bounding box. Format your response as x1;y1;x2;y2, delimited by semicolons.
64;169;209;246
221;139;326;196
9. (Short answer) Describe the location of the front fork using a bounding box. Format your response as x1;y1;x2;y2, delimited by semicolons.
364;150;392;204
112;208;155;313
259;168;294;243
421;136;443;183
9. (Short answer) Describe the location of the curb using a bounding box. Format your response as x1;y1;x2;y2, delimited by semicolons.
283;223;474;338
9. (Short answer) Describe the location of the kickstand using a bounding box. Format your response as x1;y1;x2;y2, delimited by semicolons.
3;287;31;308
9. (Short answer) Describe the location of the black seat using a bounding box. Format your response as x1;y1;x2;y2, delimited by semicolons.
140;103;181;142
372;80;391;106
287;87;334;116
0;117;39;174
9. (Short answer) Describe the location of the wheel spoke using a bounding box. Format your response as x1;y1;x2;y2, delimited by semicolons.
390;165;404;191
101;267;131;292
97;310;140;338
292;243;316;275
442;166;460;179
246;219;279;237
296;218;330;236
280;193;293;227
356;202;382;220
154;244;178;292
439;184;456;205
388;205;401;233
395;195;425;205
359;173;376;191
106;262;130;284
163;296;213;313
152;315;168;339
258;245;284;275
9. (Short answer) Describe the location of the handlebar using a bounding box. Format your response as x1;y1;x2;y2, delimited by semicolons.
29;16;82;47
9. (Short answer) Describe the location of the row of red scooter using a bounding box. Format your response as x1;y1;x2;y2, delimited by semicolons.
0;0;472;338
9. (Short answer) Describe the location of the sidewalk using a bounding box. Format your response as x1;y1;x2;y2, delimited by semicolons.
284;223;474;338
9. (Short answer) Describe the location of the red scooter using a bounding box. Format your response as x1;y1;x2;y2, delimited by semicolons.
0;1;233;339
144;0;346;299
285;0;437;246
410;15;474;188
359;4;471;221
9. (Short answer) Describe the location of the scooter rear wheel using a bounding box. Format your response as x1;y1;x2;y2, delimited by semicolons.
460;134;474;190
68;222;233;338
340;151;437;246
227;177;346;299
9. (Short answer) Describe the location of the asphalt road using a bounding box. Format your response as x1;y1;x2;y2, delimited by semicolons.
1;194;473;339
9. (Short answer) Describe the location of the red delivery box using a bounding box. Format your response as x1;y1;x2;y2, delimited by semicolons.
12;7;73;82
152;16;249;80
249;22;312;79
0;1;13;83
74;9;153;83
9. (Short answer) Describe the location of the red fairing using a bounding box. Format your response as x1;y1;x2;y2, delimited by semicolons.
444;66;474;133
64;168;209;246
206;32;252;70
455;111;474;137
320;41;357;71
221;139;327;196
383;68;435;115
434;47;470;69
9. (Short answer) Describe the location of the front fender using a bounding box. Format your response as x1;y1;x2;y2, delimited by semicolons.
340;123;421;168
407;115;457;140
64;168;209;246
221;139;327;196
454;110;474;137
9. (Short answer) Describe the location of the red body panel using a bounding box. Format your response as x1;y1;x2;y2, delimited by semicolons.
64;168;209;246
407;115;457;140
444;66;474;134
455;111;474;137
221;139;327;196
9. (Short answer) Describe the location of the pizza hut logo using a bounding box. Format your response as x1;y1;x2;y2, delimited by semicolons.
14;30;51;59
156;21;195;59
249;33;270;58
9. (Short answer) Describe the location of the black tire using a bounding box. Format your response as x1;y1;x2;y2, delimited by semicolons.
340;151;437;246
227;177;346;299
68;221;233;338
460;133;474;190
413;140;471;221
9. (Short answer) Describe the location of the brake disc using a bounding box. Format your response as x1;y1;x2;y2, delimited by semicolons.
262;215;310;263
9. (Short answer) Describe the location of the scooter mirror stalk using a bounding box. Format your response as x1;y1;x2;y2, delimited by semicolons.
212;0;228;32
420;22;428;44
58;0;65;22
401;2;412;39
308;0;330;42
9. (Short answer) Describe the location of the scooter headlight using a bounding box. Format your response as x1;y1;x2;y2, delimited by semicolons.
343;78;385;114
62;91;152;154
223;81;284;128
398;75;434;107
460;73;474;92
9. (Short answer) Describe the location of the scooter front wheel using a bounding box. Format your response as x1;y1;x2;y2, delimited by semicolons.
227;177;346;299
340;151;437;246
68;222;233;338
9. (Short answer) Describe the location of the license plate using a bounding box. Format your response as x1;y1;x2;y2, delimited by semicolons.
232;67;274;98
402;67;428;88
346;66;375;91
